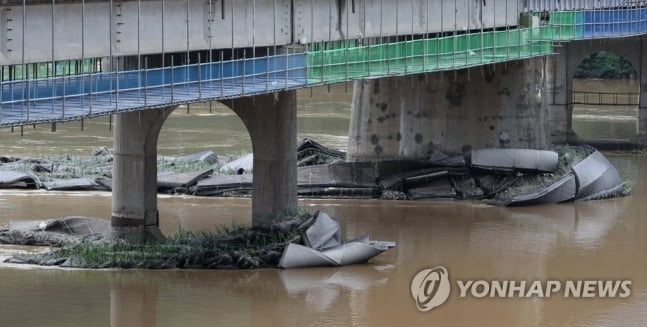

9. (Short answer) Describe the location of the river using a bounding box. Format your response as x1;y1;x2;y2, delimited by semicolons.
572;79;639;140
0;82;646;326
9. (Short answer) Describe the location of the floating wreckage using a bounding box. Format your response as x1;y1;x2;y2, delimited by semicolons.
0;216;110;246
3;212;395;270
470;148;558;173
0;141;630;205
279;212;396;269
506;149;628;206
0;171;41;189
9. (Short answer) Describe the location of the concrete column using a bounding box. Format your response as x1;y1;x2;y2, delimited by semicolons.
223;91;297;224
547;49;574;144
111;107;175;243
636;36;647;142
347;57;551;160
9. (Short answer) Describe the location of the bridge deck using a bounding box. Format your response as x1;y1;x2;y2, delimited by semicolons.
2;7;647;126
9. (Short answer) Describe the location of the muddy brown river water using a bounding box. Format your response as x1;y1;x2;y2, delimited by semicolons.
0;83;646;326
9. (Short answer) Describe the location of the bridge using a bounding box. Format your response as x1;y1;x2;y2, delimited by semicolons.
2;0;646;241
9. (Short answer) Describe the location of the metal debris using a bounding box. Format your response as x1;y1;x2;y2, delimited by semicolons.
278;212;396;269
471;148;559;173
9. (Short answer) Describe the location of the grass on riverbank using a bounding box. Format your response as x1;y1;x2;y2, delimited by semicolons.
14;211;313;269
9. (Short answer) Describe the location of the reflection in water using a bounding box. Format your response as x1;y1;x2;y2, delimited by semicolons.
279;265;392;312
110;276;156;327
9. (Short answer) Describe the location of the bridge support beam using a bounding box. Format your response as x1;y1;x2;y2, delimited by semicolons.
111;107;175;243
635;36;647;143
347;57;550;161
223;91;297;225
547;49;575;144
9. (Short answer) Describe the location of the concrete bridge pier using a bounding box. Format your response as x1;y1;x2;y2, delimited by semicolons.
347;57;551;161
111;107;176;243
223;91;298;225
635;36;647;143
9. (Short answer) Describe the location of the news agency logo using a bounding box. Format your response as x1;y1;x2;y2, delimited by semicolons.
410;266;451;312
411;266;632;312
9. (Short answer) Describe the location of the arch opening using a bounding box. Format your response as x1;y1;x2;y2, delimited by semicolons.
571;51;639;141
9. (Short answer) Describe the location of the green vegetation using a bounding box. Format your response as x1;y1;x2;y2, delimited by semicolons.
574;51;636;79
15;211;313;269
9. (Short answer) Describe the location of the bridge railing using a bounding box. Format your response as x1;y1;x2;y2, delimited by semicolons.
572;91;640;106
3;3;647;125
0;53;307;124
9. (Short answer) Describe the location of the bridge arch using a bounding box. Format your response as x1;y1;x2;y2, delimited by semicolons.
220;91;298;225
550;36;646;145
570;51;639;141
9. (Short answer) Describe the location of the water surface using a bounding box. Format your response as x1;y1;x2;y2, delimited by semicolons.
0;82;645;326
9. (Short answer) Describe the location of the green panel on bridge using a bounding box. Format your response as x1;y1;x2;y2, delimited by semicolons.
545;11;584;40
306;28;553;83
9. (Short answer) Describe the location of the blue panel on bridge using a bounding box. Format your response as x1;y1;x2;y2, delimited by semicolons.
0;53;307;126
583;8;647;37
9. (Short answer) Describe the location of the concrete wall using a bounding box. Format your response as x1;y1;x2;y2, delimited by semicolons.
347;57;551;160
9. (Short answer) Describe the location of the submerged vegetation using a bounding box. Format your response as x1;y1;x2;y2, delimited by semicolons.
9;211;313;269
0;147;218;183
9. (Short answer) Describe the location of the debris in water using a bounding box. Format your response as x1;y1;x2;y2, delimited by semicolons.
278;212;396;269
